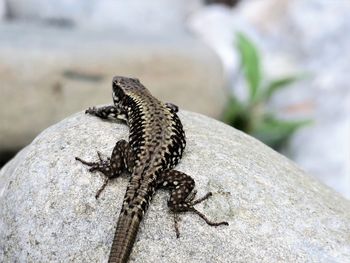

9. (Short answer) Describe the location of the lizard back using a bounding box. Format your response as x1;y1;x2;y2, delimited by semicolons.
109;76;186;262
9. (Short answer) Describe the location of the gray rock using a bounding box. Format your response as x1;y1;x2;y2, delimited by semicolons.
0;23;225;152
1;111;349;262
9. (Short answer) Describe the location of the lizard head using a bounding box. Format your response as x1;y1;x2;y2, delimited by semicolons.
112;76;149;104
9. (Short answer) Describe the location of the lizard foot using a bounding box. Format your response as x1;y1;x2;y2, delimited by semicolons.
157;169;228;238
173;192;228;238
75;152;113;198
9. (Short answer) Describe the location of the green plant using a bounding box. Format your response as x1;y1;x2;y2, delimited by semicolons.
222;32;310;150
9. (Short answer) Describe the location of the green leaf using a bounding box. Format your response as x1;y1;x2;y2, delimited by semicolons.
263;76;299;101
236;32;261;102
222;96;251;132
222;96;244;123
252;116;311;150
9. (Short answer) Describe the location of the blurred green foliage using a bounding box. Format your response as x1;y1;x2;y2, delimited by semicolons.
222;32;310;150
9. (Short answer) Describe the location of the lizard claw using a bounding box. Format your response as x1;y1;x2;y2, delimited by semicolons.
97;151;111;162
75;156;95;166
75;153;112;177
172;191;228;238
85;106;97;115
190;192;212;206
76;153;114;198
75;156;100;172
189;192;229;227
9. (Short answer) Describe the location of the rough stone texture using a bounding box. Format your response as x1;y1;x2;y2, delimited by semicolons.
1;111;349;262
0;23;225;152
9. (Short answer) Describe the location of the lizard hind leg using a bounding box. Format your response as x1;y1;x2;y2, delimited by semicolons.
157;170;228;238
75;139;134;198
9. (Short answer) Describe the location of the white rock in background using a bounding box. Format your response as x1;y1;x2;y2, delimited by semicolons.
187;4;261;101
188;4;265;74
0;0;5;21
87;0;202;33
289;119;350;199
272;0;350;199
187;5;238;76
6;0;202;32
188;0;350;199
6;0;91;23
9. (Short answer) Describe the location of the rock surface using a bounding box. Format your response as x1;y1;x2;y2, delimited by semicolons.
0;23;225;152
1;111;349;262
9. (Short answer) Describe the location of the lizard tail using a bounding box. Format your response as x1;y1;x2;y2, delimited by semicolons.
108;211;142;263
108;168;156;263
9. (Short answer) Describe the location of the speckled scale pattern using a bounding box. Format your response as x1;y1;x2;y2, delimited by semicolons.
75;76;228;263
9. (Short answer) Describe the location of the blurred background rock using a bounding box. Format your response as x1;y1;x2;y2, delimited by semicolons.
0;0;349;199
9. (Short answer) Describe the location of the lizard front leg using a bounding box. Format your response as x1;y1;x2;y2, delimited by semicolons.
85;105;127;122
157;170;228;238
76;139;134;198
165;102;179;113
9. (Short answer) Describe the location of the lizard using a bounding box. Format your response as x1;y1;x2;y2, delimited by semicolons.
75;76;228;263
